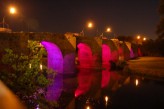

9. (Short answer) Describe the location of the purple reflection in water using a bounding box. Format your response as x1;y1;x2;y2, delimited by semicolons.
130;48;135;58
63;53;76;91
75;43;93;97
64;53;75;74
41;41;63;101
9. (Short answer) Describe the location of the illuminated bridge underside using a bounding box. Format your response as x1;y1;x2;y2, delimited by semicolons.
41;41;63;101
75;43;94;97
75;43;102;98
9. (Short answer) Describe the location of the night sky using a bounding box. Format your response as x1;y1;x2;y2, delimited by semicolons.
0;0;160;39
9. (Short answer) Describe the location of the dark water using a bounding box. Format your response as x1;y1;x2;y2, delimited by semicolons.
60;71;164;109
105;76;164;109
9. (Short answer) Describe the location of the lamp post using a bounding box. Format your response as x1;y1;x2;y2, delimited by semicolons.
2;17;5;28
101;27;111;39
143;37;146;41
2;6;17;28
136;35;147;44
87;22;93;28
137;35;140;40
81;21;93;36
106;27;111;32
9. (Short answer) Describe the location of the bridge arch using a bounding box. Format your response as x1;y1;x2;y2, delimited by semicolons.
101;40;119;88
77;43;93;67
101;44;111;88
75;43;94;97
41;41;63;100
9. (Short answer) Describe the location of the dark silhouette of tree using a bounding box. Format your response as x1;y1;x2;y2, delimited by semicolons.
156;0;164;39
117;35;134;42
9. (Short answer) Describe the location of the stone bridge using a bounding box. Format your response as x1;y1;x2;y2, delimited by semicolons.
0;32;139;101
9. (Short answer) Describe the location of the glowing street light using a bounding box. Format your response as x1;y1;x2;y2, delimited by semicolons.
9;6;17;14
106;27;111;32
87;22;93;28
101;27;112;38
81;21;94;36
143;37;146;41
2;6;17;28
137;35;140;39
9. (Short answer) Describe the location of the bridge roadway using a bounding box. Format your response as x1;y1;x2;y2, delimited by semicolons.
127;57;164;78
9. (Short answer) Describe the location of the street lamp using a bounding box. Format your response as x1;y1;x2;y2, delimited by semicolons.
81;21;94;36
136;35;141;45
136;35;147;44
143;37;146;41
137;35;140;39
101;27;111;38
9;7;17;14
87;22;93;28
106;27;111;32
2;6;17;28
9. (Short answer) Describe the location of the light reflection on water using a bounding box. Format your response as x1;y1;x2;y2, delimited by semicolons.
60;68;164;109
135;78;139;86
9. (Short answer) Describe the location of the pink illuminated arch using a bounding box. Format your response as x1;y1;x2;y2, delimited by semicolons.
101;44;111;88
75;43;93;97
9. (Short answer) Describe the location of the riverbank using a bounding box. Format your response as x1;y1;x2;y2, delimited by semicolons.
127;57;164;79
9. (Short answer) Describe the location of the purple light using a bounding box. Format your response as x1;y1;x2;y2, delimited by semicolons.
130;48;134;58
63;53;76;91
41;41;63;101
63;53;75;74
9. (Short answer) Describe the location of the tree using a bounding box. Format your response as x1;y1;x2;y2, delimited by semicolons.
117;35;134;42
156;0;164;39
0;40;57;108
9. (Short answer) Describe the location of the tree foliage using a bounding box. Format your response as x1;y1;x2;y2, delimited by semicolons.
117;35;134;42
0;40;57;108
157;0;164;39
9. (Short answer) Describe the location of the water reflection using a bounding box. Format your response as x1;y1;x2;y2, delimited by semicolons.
68;69;164;109
75;68;94;97
135;79;139;86
86;106;90;109
60;52;164;109
104;96;109;107
75;43;101;98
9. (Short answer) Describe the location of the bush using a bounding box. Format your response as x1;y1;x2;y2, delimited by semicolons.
0;40;57;108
